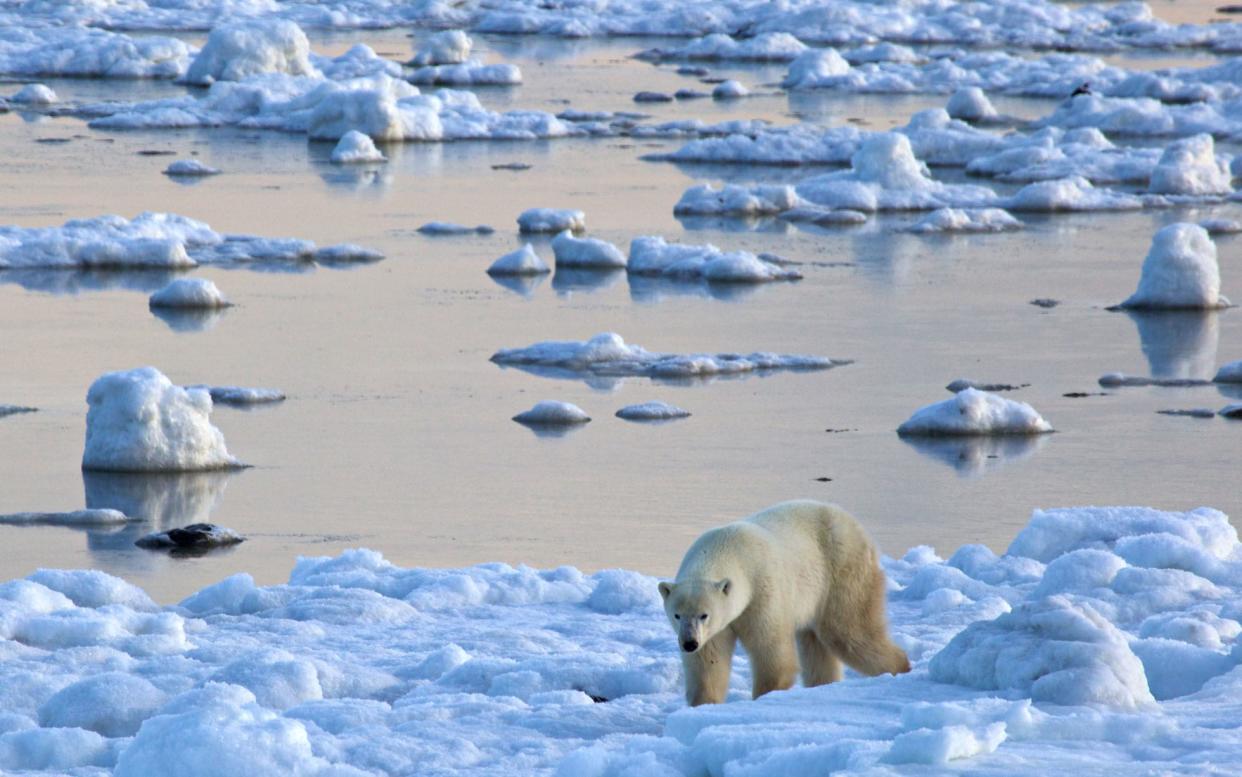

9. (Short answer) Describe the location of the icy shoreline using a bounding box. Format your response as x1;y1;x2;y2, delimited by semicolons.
2;505;1241;774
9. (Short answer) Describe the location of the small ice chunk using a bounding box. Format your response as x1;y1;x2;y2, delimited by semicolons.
1200;218;1242;235
674;183;798;217
627;236;801;282
615;401;691;421
183;19;317;85
898;388;1053;436
1098;373;1211;388
418;221;494;236
0;509;132;526
551;231;626;269
82;367;243;472
517;208;585;234
904;208;1022;233
488;244;550;276
410;30;472;66
946;87;998;122
1006;176;1142;212
135;522;245;549
11;83;57;104
945;379;1027;393
1221;403;1242;419
1118;223;1228;310
149;278;231;309
1215;360;1242;383
189;386;286;405
633;91;673;103
712;80;749;99
0;405;37;417
330;131;386;164
312;244;384;264
163;159;220;177
1148;135;1233;196
512;401;591;426
782;48;852;89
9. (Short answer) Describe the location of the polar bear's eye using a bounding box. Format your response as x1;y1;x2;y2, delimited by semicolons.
699;614;708;621
674;614;680;620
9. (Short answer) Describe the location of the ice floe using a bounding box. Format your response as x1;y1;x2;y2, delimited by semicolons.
148;279;231;309
163;159;220;177
0;27;192;79
615;401;691;421
135;523;245;551
636;33;808;62
330;131;386;164
898;388;1053;436
1147;135;1234;196
517;208;585;234
1004;176;1143;212
491;332;846;382
550;231;626;269
512;401;591;427
0;509;133;527
182;19;316;86
409;30;472;67
627;236;801;283
1216;360;1242;383
10;83;56;105
190;386;286;406
1117;223;1229;310
82;367;243;473
417;221;494;236
487;244;550;276
674;183;799;218
946;87;998;122
904;208;1022;233
1201;218;1242;235
711;79;749;100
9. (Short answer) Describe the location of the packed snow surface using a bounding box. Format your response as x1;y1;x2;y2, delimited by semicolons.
550;231;625;269
4;504;1242;773
627;237;801;283
330;131;385;164
487;244;549;276
491;332;846;380
1119;223;1229;310
148;279;231;310
81;367;243;472
517;208;585;234
512;401;591;426
163;159;220;177
615;401;691;421
898;388;1054;436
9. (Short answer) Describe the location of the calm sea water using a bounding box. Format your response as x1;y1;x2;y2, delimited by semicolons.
0;32;1238;602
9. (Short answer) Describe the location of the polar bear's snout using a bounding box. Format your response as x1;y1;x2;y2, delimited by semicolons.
682;637;699;653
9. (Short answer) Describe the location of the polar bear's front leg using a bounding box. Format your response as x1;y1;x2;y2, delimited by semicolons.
684;628;736;706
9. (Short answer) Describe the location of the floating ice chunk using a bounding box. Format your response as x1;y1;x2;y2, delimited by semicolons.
636;33;807;62
407;63;522;86
781;48;851;89
1221;403;1242;419
550;231;626;269
930;595;1155;709
410;30;472;67
38;673;166;737
11;83;56;104
1148;135;1233;196
1200;218;1242;235
312;244;384;264
1118;223;1228;310
82;367;243;472
628;236;801;282
0;27;192;79
417;221;494;236
492;332;846;379
163;159;220;177
0;509;132;526
633;91;673;103
674;183;799;217
1216;360;1242;383
0;405;36;418
149;278;231;310
946;379;1027;392
796;133;998;212
946;87;998;122
904;208;1022;233
615;401;691;421
135;522;245;550
518;208;585;234
1005;176;1142;212
1098;373;1211;388
779;206;869;225
189;386;286;405
487;244;550;276
712;80;749;99
512;401;591;427
330;130;386;164
898;388;1053;436
183;19;317;86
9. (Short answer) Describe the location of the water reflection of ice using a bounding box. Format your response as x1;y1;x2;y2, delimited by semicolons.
627;274;764;303
676;214;790;234
489;272;547;297
149;306;228;333
0;268;179;295
551;267;624;296
1126;310;1219;380
82;470;236;554
901;434;1048;478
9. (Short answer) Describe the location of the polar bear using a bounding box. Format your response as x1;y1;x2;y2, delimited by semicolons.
658;500;909;706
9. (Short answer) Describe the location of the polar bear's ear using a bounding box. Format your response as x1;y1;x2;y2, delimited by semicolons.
717;579;731;596
658;581;673;599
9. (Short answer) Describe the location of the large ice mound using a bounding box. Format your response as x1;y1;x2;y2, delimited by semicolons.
183;19;317;86
898;388;1053;436
1118;223;1229;310
81;367;243;472
627;236;801;283
148;278;231;309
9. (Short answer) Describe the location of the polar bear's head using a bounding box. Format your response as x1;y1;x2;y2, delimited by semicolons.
658;579;732;654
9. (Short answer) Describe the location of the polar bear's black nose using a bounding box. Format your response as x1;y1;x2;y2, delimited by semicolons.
682;639;698;653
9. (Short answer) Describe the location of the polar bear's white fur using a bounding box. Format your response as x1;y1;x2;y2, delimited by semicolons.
658;500;909;706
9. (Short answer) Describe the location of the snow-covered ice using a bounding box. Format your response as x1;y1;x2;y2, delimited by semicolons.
549;231;625;269
898;388;1053;436
636;33;808;63
189;386;287;406
1201;218;1242;235
417;222;494;236
183;20;317;86
512;401;591;427
162;159;220;177
946;87;998;122
1118;223;1229;310
491;332;846;381
904;208;1022;233
0;509;133;527
628;236;801;283
1147;135;1234;197
487;244;550;276
1005;176;1143;212
10;83;56;105
330;131;386;164
711;80;749;100
518;208;585;234
81;367;243;472
615;401;691;421
0;27;192;79
148;279;231;310
674;184;798;218
406;63;522;86
1216;360;1242;383
409;30;472;67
